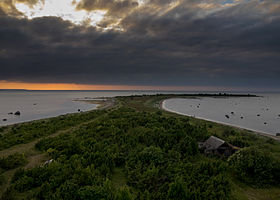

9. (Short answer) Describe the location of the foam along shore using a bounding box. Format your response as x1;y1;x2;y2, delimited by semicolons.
161;99;280;142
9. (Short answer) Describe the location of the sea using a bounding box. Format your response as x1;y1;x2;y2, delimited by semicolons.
0;90;180;126
162;93;280;136
1;90;279;136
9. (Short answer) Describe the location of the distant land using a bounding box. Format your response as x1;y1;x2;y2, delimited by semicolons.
0;89;260;96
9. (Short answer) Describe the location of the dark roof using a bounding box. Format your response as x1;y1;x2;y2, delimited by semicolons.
203;136;225;150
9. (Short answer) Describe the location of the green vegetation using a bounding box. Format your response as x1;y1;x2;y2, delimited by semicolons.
0;95;279;199
0;153;27;171
228;147;280;186
0;110;106;150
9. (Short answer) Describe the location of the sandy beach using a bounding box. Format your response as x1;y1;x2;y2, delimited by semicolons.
160;98;280;142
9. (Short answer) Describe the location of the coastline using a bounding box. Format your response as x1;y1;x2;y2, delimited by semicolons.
160;99;280;142
0;98;115;128
74;98;115;110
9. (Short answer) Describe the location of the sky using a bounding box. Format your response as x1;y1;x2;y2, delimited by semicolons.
0;0;279;91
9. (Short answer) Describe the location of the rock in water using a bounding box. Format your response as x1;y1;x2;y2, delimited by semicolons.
225;115;229;119
14;111;21;115
2;119;7;121
8;112;13;115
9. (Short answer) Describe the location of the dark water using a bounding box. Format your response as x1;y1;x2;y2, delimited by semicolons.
162;94;280;135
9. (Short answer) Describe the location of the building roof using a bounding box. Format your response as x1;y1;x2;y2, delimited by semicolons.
203;136;225;150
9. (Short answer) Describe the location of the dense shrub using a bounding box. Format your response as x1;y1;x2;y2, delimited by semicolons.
167;178;189;200
0;174;6;186
2;107;232;199
115;186;134;200
0;153;27;170
228;147;280;185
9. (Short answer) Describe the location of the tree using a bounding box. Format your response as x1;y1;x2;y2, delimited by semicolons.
228;147;280;185
167;178;190;200
115;186;134;200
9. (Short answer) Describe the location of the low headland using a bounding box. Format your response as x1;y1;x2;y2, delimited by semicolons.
0;94;279;200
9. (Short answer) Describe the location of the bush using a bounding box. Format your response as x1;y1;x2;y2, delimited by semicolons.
228;147;280;185
167;178;190;200
115;186;134;200
0;153;27;170
0;174;6;186
177;136;198;156
139;146;164;166
11;168;25;183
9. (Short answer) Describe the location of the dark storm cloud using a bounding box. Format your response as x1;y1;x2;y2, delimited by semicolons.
0;0;280;89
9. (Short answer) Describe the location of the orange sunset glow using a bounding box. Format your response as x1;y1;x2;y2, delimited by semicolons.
0;81;228;91
0;81;190;91
0;81;134;90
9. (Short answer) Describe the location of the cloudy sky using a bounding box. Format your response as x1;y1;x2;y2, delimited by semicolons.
0;0;279;90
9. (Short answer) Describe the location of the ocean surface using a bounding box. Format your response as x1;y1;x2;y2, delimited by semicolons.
162;93;280;136
0;90;181;126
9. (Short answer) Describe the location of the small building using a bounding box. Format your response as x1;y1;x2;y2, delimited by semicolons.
199;136;239;157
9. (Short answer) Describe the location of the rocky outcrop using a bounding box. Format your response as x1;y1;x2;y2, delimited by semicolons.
14;111;21;115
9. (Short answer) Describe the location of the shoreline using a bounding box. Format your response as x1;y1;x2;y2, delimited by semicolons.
0;98;115;128
160;99;280;142
74;98;115;110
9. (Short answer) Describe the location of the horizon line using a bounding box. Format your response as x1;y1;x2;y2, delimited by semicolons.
0;89;279;93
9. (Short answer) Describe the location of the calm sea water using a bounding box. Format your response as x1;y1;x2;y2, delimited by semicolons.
0;90;181;126
162;93;280;135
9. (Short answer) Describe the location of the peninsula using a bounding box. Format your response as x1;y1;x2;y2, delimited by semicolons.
0;94;279;200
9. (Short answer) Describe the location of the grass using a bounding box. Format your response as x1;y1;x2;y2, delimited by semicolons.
231;179;280;200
